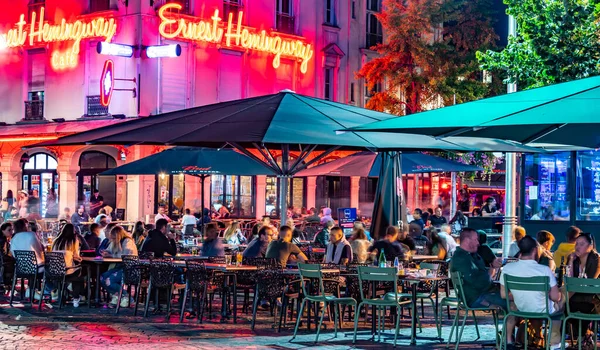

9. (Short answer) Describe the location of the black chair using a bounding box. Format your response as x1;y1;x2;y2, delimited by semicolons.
179;260;211;323
251;268;288;330
10;250;42;307
116;255;145;315
138;251;155;260
39;252;90;310
143;260;175;320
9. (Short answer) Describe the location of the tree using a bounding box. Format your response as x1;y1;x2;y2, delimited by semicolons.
358;0;500;115
477;0;600;89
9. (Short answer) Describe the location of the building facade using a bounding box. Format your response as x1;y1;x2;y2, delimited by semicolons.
0;0;385;221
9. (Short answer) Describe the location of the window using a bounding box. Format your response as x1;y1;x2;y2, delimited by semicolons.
524;153;570;221
367;0;381;12
89;0;110;12
156;173;185;217
351;1;356;19
325;0;336;25
223;0;243;20
366;13;383;48
350;83;355;102
28;0;44;19
276;0;294;34
25;49;45;121
211;175;255;217
265;176;305;217
365;82;381;97
324;68;333;101
577;150;600;221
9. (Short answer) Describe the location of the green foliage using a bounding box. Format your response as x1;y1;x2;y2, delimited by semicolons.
358;0;501;114
478;0;600;89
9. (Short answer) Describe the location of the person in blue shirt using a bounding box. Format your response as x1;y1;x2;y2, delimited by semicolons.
410;208;425;230
201;223;224;257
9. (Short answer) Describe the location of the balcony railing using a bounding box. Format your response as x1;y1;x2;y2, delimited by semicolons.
85;95;109;117
223;2;243;20
276;13;295;35
24;100;44;121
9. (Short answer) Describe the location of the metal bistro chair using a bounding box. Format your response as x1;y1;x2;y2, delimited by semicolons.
499;275;563;350
116;255;145;315
179;260;211;323
291;263;356;343
10;250;43;307
39;252;91;310
352;266;413;347
447;271;503;350
561;277;600;350
143;259;175;320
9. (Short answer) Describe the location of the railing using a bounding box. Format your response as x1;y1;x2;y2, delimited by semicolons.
276;13;295;35
23;100;44;121
223;1;243;20
85;95;109;117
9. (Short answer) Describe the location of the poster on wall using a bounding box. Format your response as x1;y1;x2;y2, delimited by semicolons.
337;208;357;233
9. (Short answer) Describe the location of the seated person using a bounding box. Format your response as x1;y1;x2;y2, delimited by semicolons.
141;218;177;258
410;208;425;230
266;226;307;267
397;223;416;252
508;226;526;258
409;222;430;254
201;223;224;257
10;218;45;268
500;236;561;349
314;219;333;247
324;226;352;265
85;223;102;250
243;226;274;259
304;208;321;223
368;226;404;261
476;230;497;267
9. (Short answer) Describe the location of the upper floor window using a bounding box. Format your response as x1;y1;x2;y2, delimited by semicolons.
325;0;336;25
367;0;381;12
154;0;190;14
89;0;110;13
324;68;334;101
28;0;44;19
366;13;383;48
223;0;243;20
351;1;356;19
276;0;295;35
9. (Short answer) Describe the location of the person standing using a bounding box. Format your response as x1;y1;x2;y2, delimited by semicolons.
89;189;104;217
181;208;197;237
17;191;29;218
45;188;58;218
458;184;470;212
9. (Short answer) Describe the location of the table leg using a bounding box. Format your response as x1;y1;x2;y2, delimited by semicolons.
372;281;377;336
221;275;227;320
233;274;237;324
411;283;417;345
95;264;100;306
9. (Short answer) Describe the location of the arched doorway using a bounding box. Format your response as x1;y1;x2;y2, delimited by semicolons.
77;151;117;215
22;152;58;218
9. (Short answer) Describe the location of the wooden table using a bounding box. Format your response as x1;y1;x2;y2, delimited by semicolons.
82;257;123;306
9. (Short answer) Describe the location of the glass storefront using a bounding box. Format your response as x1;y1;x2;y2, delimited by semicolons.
155;173;185;218
523;153;571;221
22;153;58;218
264;176;306;217
577;150;600;221
211;175;255;217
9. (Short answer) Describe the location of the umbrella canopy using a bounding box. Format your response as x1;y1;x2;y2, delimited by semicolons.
99;147;277;176
370;152;403;240
296;152;482;177
342;76;600;149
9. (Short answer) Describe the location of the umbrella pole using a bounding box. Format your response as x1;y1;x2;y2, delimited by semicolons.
279;145;290;222
200;175;206;237
451;172;457;217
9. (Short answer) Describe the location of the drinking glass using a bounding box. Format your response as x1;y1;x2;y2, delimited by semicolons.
236;252;243;265
225;255;232;265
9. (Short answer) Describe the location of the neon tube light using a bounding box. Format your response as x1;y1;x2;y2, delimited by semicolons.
97;42;134;58
146;44;181;58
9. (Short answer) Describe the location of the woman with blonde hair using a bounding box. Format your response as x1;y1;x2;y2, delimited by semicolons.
223;220;246;245
51;223;85;307
99;225;137;307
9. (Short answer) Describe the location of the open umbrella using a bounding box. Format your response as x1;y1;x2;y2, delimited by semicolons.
341;76;600;149
296;152;483;177
33;91;539;237
100;147;277;228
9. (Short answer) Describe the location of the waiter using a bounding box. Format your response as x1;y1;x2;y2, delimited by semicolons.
89;189;104;217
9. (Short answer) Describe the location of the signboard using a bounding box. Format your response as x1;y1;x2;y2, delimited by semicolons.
0;7;117;71
100;60;114;107
157;3;314;74
337;207;357;231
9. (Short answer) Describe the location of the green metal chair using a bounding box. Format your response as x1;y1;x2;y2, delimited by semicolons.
500;275;563;350
447;271;503;350
395;262;438;332
561;277;600;350
291;263;356;343
352;266;413;347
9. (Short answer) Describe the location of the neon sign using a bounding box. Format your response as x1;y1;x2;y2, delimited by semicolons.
158;3;314;74
0;7;117;70
100;60;114;107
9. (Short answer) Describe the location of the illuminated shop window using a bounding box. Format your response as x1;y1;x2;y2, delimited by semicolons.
524;153;571;221
577;150;600;221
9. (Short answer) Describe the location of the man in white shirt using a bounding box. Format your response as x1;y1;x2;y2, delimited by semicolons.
181;208;198;236
500;236;562;349
438;224;458;257
155;206;172;224
10;218;45;268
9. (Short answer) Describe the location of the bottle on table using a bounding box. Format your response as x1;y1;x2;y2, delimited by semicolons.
379;250;386;268
393;257;399;272
557;256;566;287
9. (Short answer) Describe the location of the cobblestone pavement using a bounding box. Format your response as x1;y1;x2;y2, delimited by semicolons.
0;295;499;349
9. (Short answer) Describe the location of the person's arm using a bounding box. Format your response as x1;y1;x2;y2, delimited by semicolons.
291;244;307;262
549;285;561;303
340;245;351;265
164;233;177;256
78;234;90;251
588;254;600;279
436;245;446;259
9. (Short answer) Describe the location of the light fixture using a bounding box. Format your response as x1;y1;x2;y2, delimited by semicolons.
96;42;134;58
20;153;30;166
160;173;166;180
52;118;65;123
145;44;181;58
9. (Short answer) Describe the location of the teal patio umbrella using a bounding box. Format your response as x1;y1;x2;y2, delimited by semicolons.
343;76;600;149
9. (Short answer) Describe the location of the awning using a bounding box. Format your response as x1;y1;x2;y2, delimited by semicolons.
0;119;131;142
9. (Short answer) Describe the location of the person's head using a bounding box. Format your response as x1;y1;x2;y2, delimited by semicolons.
53;223;77;250
353;221;365;230
575;233;595;258
77;205;85;215
429;229;444;247
6;190;13;199
408;222;422;237
309;207;316;215
536;230;555;251
513;226;526;242
32;189;38;197
325;219;335;230
477;230;487;245
99;218;108;228
434;207;442;217
413;208;422;220
427;208;434;215
329;227;344;244
108;226;128;253
1;223;13;238
471;207;481;217
155;218;169;234
185;208;191;215
566;226;581;243
486;197;496;207
351;227;367;241
278;225;293;242
517;235;539;260
224;221;240;239
440;224;451;235
90;223;101;237
261;215;271;225
9;207;17;217
459;228;479;253
93;189;99;196
205;223;219;240
134;221;144;233
258;226;274;243
385;226;399;241
63;207;70;214
98;208;106;215
13;218;28;234
158;206;166;215
323;207;332;216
